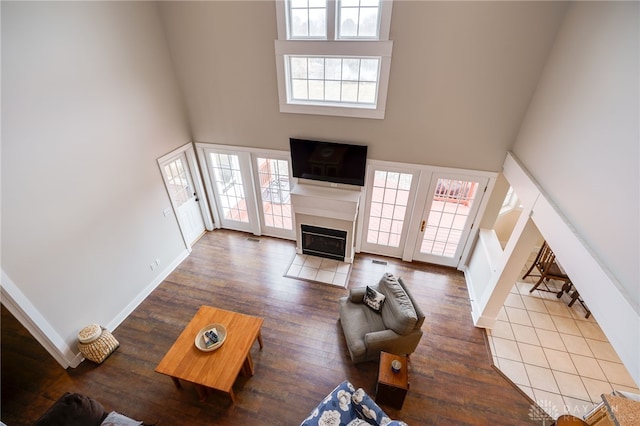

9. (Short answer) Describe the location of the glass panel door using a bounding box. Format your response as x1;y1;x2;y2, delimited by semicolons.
160;154;206;246
254;156;295;239
205;150;255;233
412;174;487;267
360;166;420;258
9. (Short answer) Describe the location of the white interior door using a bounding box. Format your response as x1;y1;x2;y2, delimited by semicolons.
412;173;487;267
160;153;206;247
359;166;420;258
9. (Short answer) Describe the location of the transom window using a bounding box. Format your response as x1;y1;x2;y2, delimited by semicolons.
275;0;393;119
338;0;382;39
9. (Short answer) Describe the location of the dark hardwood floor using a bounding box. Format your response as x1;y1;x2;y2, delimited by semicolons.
1;229;545;425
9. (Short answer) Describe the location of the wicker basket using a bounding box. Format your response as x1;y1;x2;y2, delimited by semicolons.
77;325;119;364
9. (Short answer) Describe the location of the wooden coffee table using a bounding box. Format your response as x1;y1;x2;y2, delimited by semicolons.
155;306;264;403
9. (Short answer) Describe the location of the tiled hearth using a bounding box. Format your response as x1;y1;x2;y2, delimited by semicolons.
486;263;640;420
285;253;351;288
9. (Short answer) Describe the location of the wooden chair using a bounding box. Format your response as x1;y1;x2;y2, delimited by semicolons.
523;241;572;295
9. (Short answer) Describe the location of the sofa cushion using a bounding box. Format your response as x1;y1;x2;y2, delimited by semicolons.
398;277;425;330
33;392;107;426
300;381;357;426
378;273;418;336
363;286;385;313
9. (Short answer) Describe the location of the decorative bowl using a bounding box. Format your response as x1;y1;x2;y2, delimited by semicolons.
391;359;402;373
195;323;227;352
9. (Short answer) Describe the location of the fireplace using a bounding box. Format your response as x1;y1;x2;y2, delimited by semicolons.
290;184;361;263
301;225;347;261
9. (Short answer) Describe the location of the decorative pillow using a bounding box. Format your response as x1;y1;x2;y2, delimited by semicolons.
352;388;390;425
363;286;386;313
300;381;357;426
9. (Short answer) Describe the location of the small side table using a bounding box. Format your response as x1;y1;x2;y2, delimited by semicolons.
376;352;409;409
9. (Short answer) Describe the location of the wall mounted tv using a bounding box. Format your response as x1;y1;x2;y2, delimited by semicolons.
289;138;368;186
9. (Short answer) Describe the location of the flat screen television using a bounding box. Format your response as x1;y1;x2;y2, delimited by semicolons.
289;138;368;186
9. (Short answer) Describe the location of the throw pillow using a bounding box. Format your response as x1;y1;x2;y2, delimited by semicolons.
363;286;385;313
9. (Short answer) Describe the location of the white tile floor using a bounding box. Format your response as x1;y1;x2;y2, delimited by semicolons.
285;253;351;288
487;263;640;420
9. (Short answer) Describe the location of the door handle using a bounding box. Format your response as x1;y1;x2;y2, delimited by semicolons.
420;220;426;232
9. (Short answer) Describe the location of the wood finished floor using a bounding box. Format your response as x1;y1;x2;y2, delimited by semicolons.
1;230;545;425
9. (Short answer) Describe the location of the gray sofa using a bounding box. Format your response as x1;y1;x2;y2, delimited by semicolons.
338;272;425;364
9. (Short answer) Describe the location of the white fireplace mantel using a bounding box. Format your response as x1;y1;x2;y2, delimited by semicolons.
290;184;360;221
290;184;361;262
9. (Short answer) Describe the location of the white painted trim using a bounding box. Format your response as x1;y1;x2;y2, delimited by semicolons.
1;269;75;368
366;158;498;179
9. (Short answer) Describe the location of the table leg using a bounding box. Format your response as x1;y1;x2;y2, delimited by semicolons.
242;353;255;376
228;388;236;404
256;331;263;350
195;384;207;402
171;377;182;389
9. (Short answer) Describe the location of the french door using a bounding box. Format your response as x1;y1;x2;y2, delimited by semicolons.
252;155;295;240
201;148;256;233
197;144;295;239
411;173;488;267
359;165;421;258
359;162;490;267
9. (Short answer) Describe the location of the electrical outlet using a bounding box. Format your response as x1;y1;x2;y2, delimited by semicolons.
149;263;155;271
155;259;160;266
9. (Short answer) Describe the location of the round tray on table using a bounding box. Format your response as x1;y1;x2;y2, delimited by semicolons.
195;323;227;352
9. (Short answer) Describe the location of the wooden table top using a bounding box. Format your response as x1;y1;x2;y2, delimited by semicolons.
378;352;409;390
155;306;264;394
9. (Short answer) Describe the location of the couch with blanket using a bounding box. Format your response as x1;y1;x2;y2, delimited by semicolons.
300;380;408;426
339;272;425;364
33;392;149;426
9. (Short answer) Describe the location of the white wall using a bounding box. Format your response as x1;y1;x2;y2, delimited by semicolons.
158;1;567;172
1;1;191;366
512;1;639;311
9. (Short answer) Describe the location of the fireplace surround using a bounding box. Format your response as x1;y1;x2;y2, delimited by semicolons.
290;184;361;263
